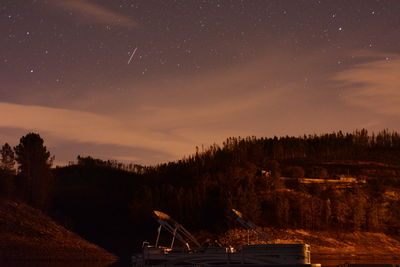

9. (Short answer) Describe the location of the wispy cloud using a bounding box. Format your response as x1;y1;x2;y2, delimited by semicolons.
0;102;191;159
333;53;400;116
51;0;139;28
7;47;396;164
0;50;288;163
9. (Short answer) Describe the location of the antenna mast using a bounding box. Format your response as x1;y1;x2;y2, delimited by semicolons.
153;210;201;250
231;209;270;243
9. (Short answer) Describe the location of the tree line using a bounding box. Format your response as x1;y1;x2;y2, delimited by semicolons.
1;130;400;255
52;130;400;254
0;133;53;210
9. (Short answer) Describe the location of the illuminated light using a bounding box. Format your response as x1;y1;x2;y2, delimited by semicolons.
154;210;171;220
232;208;244;218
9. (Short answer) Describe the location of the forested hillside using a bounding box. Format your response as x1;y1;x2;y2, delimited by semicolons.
2;130;400;257
50;130;400;255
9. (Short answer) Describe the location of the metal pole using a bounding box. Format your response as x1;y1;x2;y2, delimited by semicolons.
170;227;177;249
155;225;162;247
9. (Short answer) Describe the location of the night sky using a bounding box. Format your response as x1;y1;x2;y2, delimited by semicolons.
1;0;400;165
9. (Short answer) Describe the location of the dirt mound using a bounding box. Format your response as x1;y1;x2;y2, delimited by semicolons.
0;198;117;263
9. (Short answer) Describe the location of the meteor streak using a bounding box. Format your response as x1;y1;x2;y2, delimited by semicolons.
127;47;138;64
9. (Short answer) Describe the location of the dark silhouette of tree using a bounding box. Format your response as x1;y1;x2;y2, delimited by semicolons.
352;190;366;231
1;143;15;173
322;198;332;230
0;143;16;196
289;166;305;178
14;133;53;209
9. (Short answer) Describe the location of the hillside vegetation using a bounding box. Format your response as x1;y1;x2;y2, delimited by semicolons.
49;130;400;255
2;129;400;258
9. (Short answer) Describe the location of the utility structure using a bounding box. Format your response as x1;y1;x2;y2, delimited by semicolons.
231;209;270;244
153;210;201;251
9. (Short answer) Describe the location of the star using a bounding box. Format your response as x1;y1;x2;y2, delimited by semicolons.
2;0;400;165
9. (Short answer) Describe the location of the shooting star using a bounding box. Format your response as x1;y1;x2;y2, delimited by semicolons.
127;47;138;64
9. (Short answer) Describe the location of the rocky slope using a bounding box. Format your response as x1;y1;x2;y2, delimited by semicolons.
0;198;117;264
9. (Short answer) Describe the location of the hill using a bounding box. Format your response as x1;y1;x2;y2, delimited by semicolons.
0;198;117;264
49;129;400;256
5;130;400;259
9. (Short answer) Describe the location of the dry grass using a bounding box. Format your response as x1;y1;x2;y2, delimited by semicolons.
0;198;117;263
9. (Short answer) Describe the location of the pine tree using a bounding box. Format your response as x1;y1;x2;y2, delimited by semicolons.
0;143;16;196
14;133;53;209
1;143;15;173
